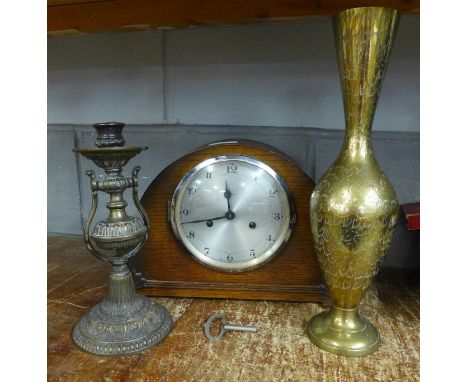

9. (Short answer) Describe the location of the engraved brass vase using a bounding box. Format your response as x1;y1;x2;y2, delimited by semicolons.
72;122;172;355
306;7;400;356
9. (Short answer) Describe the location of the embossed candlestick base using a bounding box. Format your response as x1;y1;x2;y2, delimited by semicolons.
72;264;172;355
307;7;400;356
72;122;172;355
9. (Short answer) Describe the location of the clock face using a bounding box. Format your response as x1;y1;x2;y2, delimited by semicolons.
170;155;294;272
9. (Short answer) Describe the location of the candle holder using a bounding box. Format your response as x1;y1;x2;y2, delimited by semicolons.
72;122;172;355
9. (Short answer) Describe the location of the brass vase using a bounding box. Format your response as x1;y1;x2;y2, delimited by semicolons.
306;7;400;356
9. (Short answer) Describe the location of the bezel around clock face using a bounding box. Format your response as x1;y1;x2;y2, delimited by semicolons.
170;155;295;272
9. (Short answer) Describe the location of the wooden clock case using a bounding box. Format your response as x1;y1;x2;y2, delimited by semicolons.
130;140;328;302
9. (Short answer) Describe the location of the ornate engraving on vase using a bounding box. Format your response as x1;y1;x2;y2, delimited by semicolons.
310;165;399;307
306;7;400;357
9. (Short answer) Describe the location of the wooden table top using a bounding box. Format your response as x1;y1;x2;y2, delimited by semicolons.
48;234;419;382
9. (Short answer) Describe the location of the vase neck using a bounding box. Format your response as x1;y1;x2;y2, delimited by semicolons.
333;7;400;162
341;123;373;161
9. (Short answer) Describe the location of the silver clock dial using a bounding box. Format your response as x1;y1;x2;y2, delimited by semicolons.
170;155;294;272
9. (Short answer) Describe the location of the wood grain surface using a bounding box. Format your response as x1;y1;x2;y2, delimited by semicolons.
131;141;327;302
48;234;419;382
47;0;420;34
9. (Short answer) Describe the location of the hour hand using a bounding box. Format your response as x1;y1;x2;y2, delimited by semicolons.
181;215;226;224
224;180;232;212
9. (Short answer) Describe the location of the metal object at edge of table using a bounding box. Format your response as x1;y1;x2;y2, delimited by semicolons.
204;312;258;341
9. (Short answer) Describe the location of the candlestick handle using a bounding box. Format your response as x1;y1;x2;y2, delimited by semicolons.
94;167;150;265
82;170;108;262
105;166;150;264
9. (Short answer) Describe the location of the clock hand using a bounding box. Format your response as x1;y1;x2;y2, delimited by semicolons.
224;180;233;212
183;181;235;225
182;207;236;224
181;215;227;224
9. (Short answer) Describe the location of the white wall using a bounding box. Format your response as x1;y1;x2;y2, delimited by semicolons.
48;16;419;131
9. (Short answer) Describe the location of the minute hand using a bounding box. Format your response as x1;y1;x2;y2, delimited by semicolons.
181;215;227;224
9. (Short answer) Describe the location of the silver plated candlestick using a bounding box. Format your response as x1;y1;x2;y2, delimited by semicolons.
72;122;172;355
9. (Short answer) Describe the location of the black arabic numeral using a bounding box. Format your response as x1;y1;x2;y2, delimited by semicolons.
227;255;234;263
206;172;212;179
204;247;210;255
188;187;197;195
250;249;256;258
274;212;281;221
227;165;238;174
182;209;190;216
188;231;195;238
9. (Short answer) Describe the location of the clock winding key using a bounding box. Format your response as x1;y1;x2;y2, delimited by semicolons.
204;312;257;341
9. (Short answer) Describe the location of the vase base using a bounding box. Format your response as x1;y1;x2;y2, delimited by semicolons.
306;306;380;357
72;295;172;355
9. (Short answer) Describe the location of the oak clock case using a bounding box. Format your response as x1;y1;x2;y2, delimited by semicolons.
170;155;294;272
130;141;327;302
